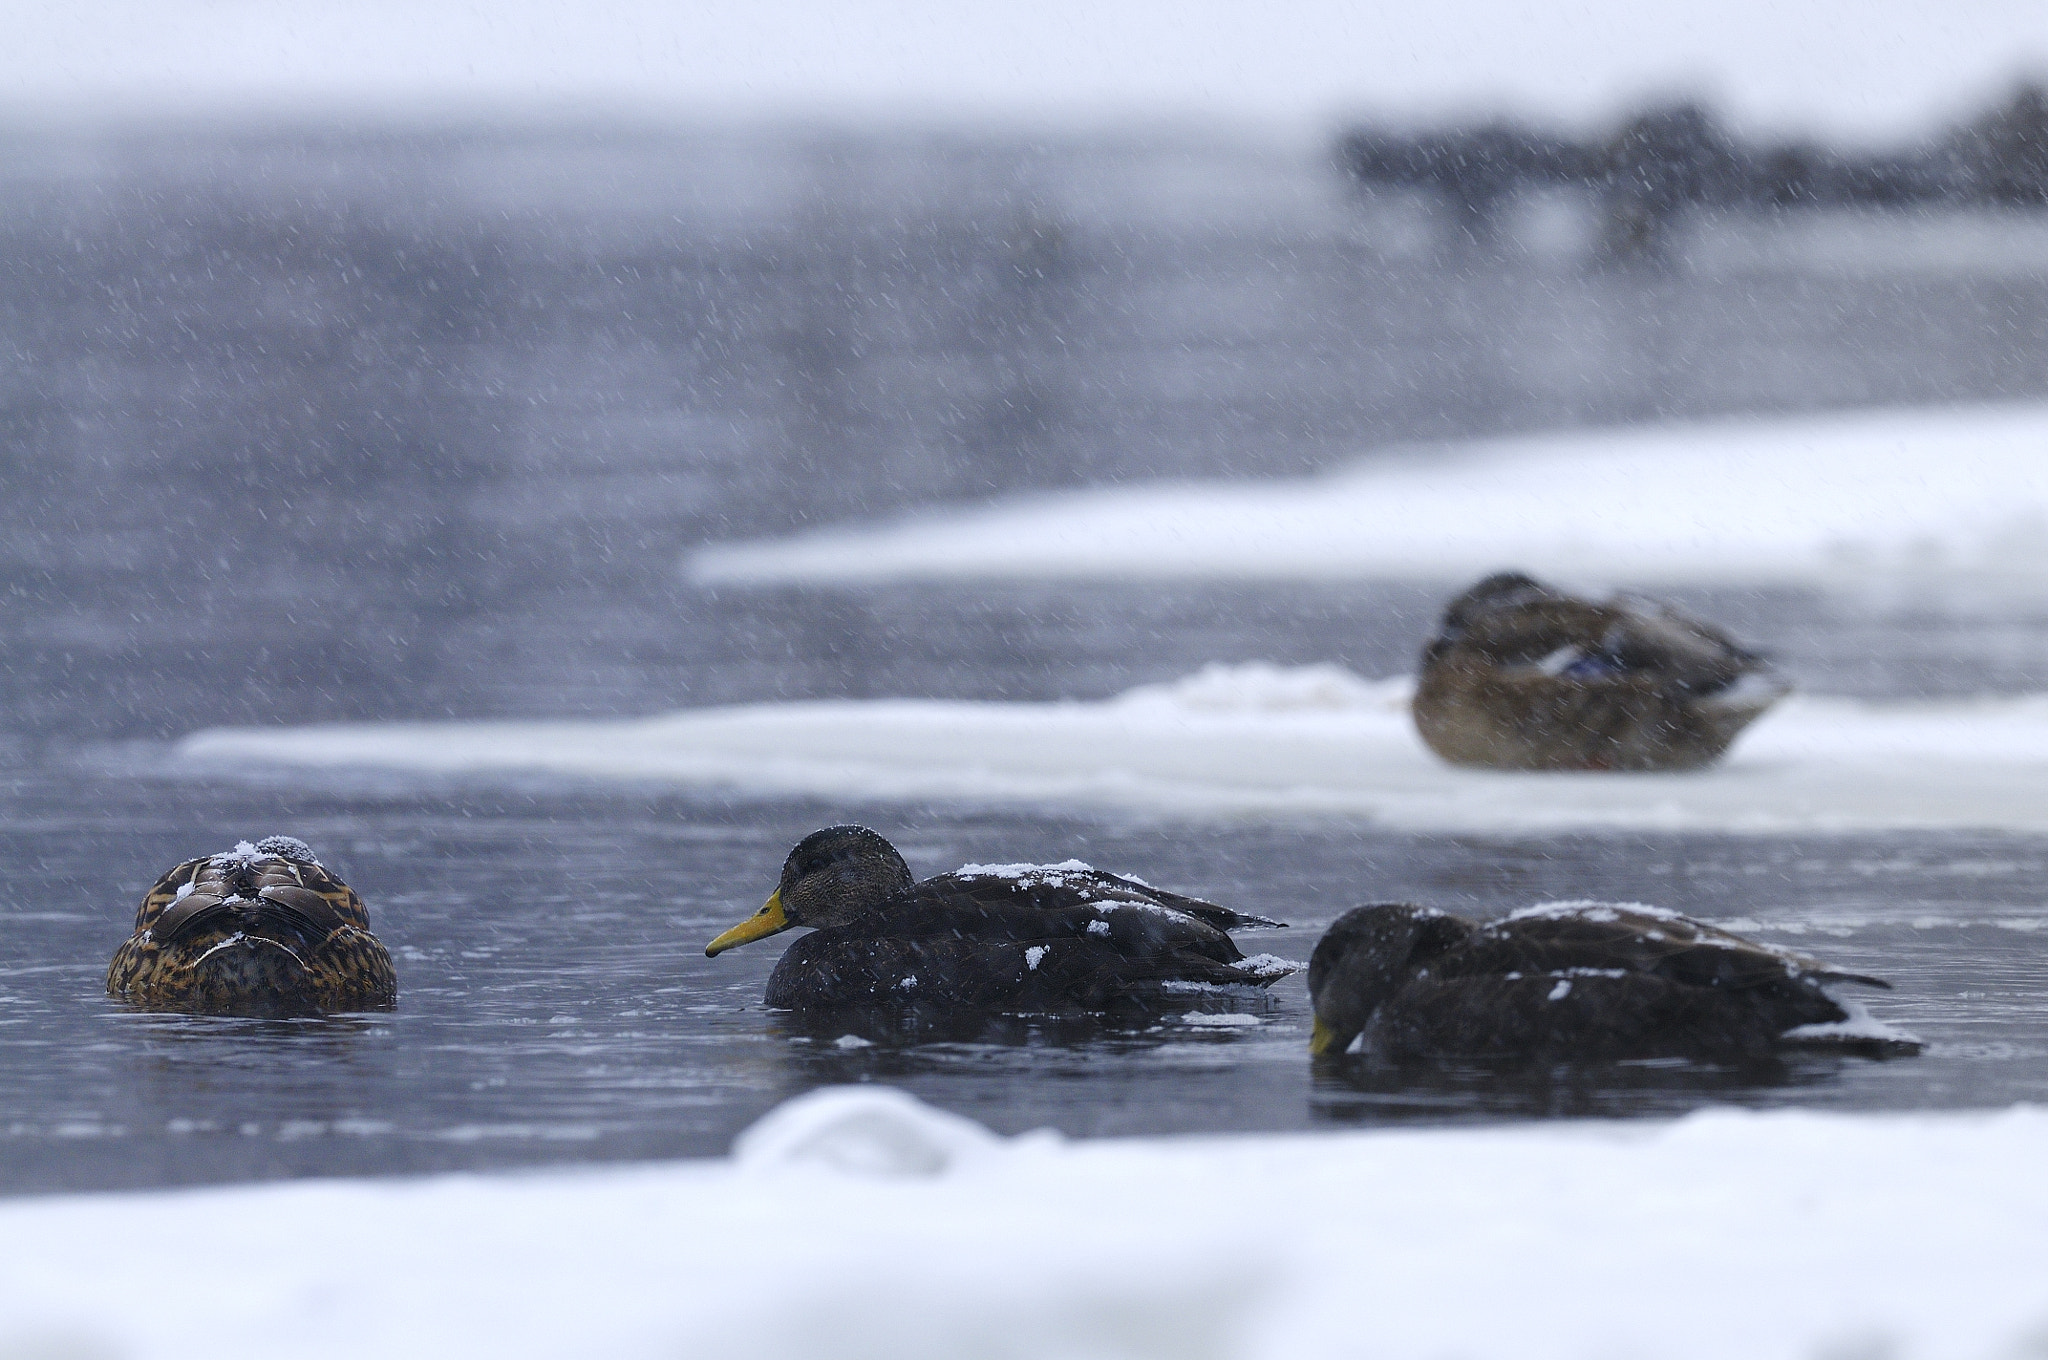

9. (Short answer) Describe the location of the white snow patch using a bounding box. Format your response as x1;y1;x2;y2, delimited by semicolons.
1506;900;1688;924
1086;919;1112;937
4;1092;2048;1360
1234;954;1305;980
687;403;2048;587
955;859;1096;879
1179;1012;1262;1027
1547;978;1573;1001
171;668;2048;833
731;1086;1002;1177
209;840;262;866
1114;662;1413;713
1703;670;1797;711
1024;946;1047;971
1096;898;1190;921
1785;994;1925;1049
831;1034;874;1050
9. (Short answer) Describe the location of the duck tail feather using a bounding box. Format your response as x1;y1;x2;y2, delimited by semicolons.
1822;970;1892;990
1095;873;1286;930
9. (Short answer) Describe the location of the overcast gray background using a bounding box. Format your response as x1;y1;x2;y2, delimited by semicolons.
1;0;2043;137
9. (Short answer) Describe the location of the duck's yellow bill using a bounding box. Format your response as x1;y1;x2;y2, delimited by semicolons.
1309;1017;1347;1057
705;891;791;957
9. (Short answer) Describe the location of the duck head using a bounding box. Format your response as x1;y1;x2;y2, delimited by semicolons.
1307;903;1475;1057
705;825;915;957
1424;571;1556;662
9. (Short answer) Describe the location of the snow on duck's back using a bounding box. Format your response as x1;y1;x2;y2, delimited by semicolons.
701;825;1293;1011
107;837;396;1017
1306;900;1919;1062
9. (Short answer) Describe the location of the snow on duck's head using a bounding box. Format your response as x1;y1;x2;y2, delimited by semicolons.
211;835;318;868
704;825;914;958
255;835;318;864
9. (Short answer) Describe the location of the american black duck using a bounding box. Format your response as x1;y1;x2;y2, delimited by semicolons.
1412;571;1788;771
704;825;1293;1009
107;836;397;1015
1307;901;1916;1061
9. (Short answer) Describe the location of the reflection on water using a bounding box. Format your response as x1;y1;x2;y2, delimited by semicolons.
1313;1052;1850;1123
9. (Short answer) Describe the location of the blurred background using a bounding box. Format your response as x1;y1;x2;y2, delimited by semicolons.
7;0;2048;1191
6;0;2048;740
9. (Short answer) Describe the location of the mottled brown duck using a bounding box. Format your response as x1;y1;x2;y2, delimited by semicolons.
1307;901;1916;1062
1412;571;1788;771
107;836;397;1016
705;825;1292;1010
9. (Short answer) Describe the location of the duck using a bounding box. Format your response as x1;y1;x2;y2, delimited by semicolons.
107;836;397;1016
1412;571;1789;771
1306;900;1916;1062
704;825;1293;1010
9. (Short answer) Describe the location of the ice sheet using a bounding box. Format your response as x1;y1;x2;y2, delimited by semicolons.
177;663;2048;832
687;403;2048;586
2;1089;2045;1360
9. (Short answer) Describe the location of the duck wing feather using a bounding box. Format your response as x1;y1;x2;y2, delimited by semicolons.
1452;905;1888;991
1601;595;1768;694
1373;968;1847;1061
853;870;1258;965
1451;593;1767;696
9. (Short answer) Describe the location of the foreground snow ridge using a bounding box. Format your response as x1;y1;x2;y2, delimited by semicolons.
3;1088;2045;1360
180;663;2048;832
687;403;2048;585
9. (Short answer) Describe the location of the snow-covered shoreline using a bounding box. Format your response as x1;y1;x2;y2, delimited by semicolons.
687;403;2048;587
4;1089;2045;1360
177;664;2048;832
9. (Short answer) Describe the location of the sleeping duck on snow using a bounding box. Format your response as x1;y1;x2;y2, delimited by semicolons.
1413;571;1789;771
705;825;1293;1010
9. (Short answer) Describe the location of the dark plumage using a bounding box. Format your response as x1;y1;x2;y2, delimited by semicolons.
107;836;397;1016
1413;571;1789;770
705;825;1292;1010
1307;901;1916;1062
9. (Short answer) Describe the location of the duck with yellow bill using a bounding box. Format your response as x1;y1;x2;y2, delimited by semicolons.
1307;901;1917;1063
706;825;1294;1010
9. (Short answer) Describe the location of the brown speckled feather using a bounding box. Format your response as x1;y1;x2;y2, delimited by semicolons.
1412;573;1787;771
108;843;395;1015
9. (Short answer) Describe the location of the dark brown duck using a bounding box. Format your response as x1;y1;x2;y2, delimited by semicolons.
1413;571;1788;771
1307;901;1916;1062
705;825;1293;1010
107;836;397;1016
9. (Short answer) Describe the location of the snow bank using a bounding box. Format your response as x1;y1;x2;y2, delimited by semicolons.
3;1091;2045;1360
686;403;2048;585
177;663;2048;832
732;1086;1015;1176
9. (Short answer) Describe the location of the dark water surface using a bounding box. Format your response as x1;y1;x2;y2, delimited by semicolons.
3;757;2045;1195
3;125;2048;1195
